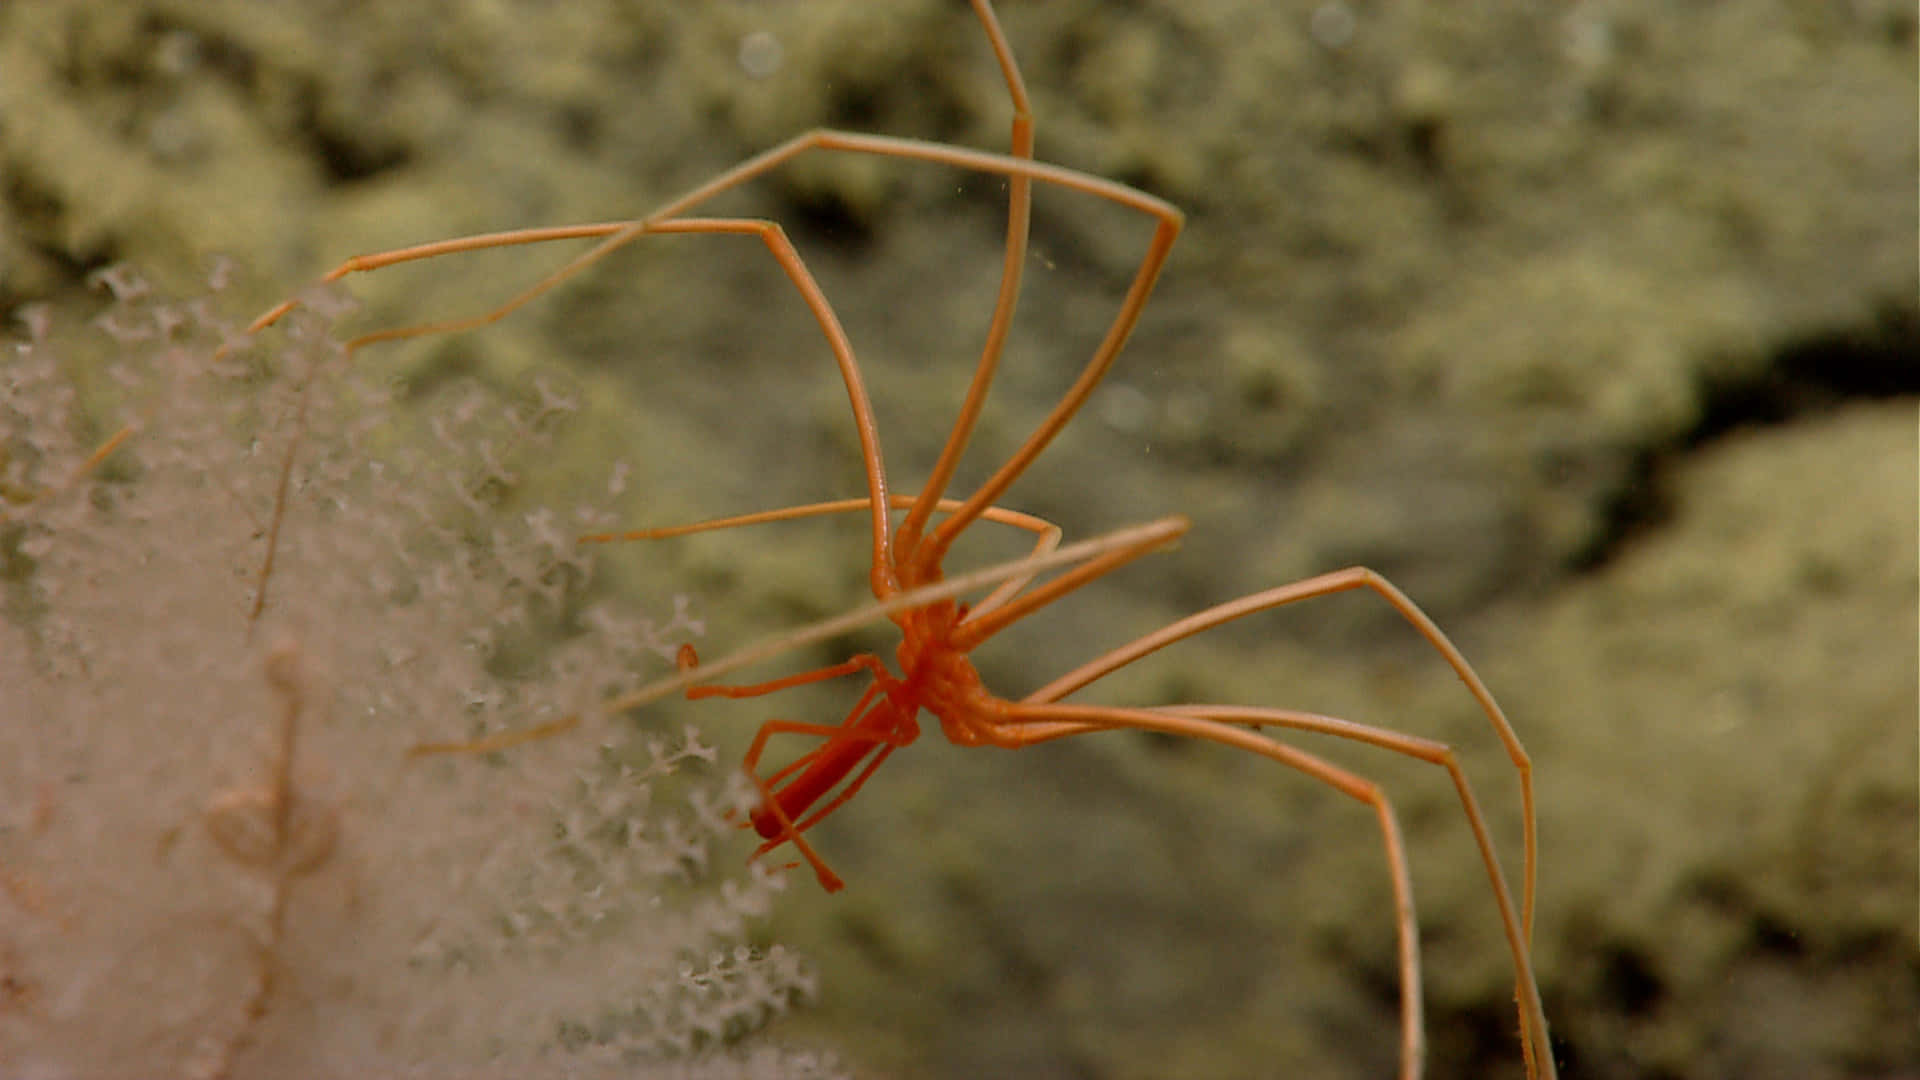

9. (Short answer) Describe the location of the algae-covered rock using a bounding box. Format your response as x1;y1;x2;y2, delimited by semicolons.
4;1;1913;1076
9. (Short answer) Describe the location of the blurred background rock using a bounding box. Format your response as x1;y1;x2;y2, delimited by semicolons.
3;1;1914;1076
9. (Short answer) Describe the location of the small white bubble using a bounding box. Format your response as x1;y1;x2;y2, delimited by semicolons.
1310;3;1357;51
738;31;784;79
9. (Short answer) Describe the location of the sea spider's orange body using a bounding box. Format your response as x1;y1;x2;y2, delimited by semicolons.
158;2;1560;1076
712;593;1011;866
887;603;985;746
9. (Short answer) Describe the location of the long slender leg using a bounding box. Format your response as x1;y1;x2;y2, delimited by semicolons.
320;140;1180;565
264;140;1169;535
684;651;889;703
733;719;853;892
642;644;918;889
1024;566;1539;949
247;212;895;662
317;217;889;551
1010;568;1549;1074
970;701;1428;1080
584;516;1186;722
409;714;585;758
238;124;1173;390
752;684;890;796
947;510;1193;652
1156;705;1551;1079
581;494;1057;544
894;0;1036;569
581;492;1064;618
77;3;1182;631
217;140;1178;605
977;697;1553;1077
413;518;1188;761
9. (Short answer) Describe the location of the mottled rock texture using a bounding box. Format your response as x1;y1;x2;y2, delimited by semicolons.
4;1;1914;1076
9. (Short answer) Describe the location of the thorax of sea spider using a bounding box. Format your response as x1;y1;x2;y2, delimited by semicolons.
890;600;997;747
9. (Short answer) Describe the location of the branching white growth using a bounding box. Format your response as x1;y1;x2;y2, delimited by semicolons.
0;271;844;1079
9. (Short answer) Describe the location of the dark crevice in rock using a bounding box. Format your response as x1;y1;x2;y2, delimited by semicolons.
1571;299;1919;572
